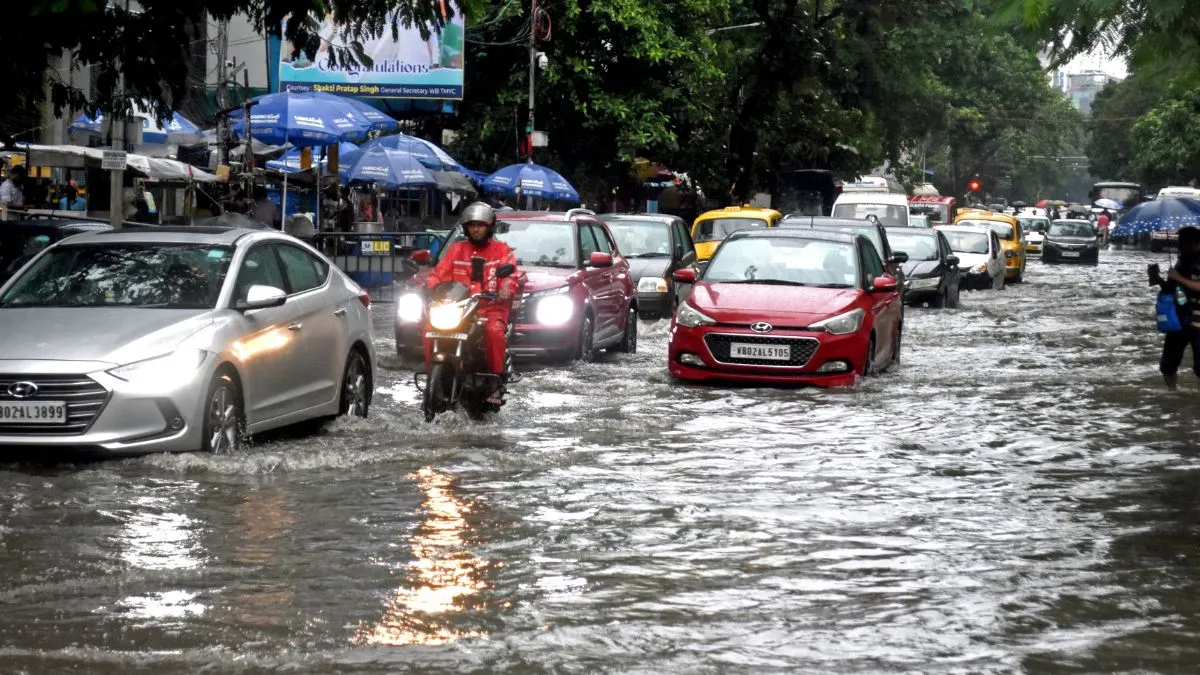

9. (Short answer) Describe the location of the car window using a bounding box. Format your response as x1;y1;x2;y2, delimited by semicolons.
991;232;1001;255
578;223;600;259
695;217;768;242
858;238;886;281
673;220;693;258
235;245;287;300
589;223;614;255
276;244;329;294
1;231;53;279
938;232;952;258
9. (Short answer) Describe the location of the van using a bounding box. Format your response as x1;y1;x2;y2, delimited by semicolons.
832;191;912;228
1157;186;1200;200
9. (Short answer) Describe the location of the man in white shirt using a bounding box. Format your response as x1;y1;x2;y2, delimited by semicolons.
0;166;27;207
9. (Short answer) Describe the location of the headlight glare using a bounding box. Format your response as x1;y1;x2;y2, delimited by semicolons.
108;349;209;383
808;308;864;335
674;300;715;328
429;303;467;331
397;292;424;323
535;295;575;325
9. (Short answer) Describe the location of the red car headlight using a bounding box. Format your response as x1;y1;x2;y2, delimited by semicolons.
808;308;865;335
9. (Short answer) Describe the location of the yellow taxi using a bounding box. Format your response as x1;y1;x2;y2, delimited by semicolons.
691;206;782;261
953;210;1026;282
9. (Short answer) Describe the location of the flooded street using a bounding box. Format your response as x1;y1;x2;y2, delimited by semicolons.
3;248;1199;672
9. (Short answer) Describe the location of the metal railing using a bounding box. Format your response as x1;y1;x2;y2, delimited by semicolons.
311;231;444;304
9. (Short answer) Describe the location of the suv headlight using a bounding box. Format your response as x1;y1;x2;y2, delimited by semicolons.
808;308;864;335
108;349;209;383
536;295;575;325
397;292;424;323
909;276;941;290
638;276;668;293
674;300;715;328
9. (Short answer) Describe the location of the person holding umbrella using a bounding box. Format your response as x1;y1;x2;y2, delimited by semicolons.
1149;226;1200;390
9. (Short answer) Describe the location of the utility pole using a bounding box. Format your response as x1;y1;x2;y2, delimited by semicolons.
215;19;230;167
526;0;536;162
107;81;126;229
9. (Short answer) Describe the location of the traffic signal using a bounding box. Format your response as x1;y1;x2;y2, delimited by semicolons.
967;176;982;192
518;133;533;158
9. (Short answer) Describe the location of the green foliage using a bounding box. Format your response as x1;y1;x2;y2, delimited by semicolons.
1130;88;1200;187
1085;73;1168;182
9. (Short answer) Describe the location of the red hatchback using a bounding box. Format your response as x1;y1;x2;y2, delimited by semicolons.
396;209;638;361
667;229;902;387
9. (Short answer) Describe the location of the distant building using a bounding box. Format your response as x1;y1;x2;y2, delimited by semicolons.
1059;70;1121;114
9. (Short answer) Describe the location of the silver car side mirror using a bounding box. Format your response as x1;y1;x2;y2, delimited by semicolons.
236;284;287;311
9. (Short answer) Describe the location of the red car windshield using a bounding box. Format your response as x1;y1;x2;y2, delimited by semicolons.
705;237;860;288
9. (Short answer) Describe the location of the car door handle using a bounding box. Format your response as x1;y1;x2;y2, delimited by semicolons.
333;308;348;318
288;322;303;331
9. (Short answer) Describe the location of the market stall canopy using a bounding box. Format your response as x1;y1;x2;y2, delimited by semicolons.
10;144;216;182
357;134;462;171
229;92;398;147
69;104;203;146
265;142;359;174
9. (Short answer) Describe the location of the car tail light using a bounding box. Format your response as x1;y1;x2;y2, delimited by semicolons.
359;291;371;308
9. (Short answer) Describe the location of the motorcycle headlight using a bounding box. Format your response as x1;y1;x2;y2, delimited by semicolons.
909;276;941;290
674;300;715;328
429;302;468;331
397;292;424;323
638;276;668;293
808;308;864;335
535;295;575;326
108;349;209;383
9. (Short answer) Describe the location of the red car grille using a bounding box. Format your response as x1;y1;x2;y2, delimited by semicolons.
0;374;110;436
704;334;820;367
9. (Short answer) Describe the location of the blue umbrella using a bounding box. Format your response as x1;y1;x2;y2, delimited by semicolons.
229;92;379;147
339;146;440;189
462;167;489;185
482;162;580;202
265;142;359;174
1111;197;1200;237
351;134;461;171
70;106;202;146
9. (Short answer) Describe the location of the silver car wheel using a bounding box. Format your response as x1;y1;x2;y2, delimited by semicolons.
341;351;370;418
206;379;243;453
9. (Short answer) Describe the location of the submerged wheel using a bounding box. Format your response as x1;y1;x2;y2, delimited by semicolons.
339;350;371;418
862;336;878;377
616;307;638;354
423;363;446;423
203;372;244;453
577;316;596;362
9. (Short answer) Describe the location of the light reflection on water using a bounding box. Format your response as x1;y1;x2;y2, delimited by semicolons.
353;467;490;646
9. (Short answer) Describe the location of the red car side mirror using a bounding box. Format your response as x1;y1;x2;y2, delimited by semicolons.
871;274;898;293
672;268;698;283
588;251;614;268
410;249;431;265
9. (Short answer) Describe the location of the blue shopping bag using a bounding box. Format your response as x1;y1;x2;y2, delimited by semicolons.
1157;291;1183;333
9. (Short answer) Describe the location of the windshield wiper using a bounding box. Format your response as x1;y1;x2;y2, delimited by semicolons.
815;283;854;288
723;279;810;286
628;252;671;258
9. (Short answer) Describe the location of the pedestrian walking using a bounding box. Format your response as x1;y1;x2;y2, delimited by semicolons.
1;165;27;208
1150;226;1200;390
58;185;86;211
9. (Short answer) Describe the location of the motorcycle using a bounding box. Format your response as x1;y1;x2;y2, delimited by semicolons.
415;261;519;422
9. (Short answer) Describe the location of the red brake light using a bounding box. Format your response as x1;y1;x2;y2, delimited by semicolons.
359;291;371;308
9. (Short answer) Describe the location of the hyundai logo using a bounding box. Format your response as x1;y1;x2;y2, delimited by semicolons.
750;322;773;334
7;381;38;399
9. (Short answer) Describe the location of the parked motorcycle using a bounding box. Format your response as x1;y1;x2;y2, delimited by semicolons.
415;262;518;422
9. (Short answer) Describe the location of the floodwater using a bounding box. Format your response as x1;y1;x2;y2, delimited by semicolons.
2;248;1198;673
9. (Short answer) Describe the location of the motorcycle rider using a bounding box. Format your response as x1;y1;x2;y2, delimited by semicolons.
425;202;525;404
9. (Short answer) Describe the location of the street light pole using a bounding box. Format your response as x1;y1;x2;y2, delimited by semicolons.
527;0;537;165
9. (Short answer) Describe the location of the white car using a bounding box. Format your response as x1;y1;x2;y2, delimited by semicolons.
935;225;1005;290
1018;216;1050;255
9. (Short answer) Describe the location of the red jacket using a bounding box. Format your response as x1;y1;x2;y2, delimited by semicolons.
427;238;525;302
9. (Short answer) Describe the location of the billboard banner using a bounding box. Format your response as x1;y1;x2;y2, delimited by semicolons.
278;10;465;100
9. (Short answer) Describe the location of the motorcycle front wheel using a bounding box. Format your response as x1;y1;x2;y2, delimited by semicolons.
423;363;447;422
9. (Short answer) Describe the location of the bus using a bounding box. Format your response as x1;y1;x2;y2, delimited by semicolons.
1089;181;1145;209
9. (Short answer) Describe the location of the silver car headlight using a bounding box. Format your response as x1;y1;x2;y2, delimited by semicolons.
108;349;209;383
908;276;941;290
970;264;987;274
397;292;424;323
536;295;575;326
638;276;668;293
808;308;864;335
429;302;468;331
674;300;715;328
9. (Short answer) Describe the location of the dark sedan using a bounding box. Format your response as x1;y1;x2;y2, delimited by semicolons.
599;213;698;319
1043;219;1100;265
0;218;113;284
884;227;961;308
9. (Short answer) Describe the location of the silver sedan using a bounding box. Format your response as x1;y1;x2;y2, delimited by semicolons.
0;226;375;455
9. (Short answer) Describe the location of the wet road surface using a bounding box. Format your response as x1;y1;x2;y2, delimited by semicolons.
3;248;1199;672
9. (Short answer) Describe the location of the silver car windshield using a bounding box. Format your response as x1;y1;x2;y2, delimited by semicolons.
0;243;234;309
605;221;672;257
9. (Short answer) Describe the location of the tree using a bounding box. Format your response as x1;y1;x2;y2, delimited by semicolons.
994;0;1200;81
1086;73;1169;182
1130;88;1200;187
1;0;470;146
